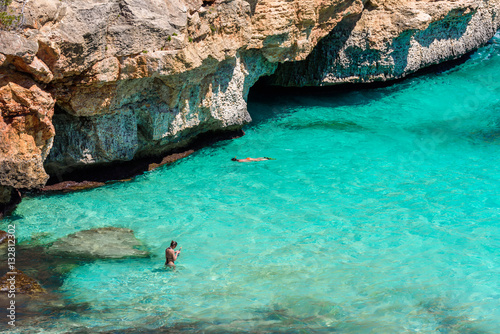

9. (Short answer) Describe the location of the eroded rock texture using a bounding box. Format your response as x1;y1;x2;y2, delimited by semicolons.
0;0;499;191
0;268;46;294
269;0;500;85
0;70;55;189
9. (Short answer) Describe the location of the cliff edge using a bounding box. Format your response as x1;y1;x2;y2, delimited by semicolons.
1;0;499;205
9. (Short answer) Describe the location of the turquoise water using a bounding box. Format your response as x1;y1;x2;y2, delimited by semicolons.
2;36;500;332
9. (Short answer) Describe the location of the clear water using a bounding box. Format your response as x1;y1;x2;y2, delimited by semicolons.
2;36;500;332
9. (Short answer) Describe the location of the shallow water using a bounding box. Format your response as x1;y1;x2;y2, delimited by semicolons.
2;35;500;332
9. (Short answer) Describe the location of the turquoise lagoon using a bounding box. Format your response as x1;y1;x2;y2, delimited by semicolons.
2;36;500;333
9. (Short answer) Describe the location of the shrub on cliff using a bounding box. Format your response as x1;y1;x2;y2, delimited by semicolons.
0;0;21;30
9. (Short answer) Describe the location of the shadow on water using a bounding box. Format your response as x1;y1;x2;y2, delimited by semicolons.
246;84;387;131
150;264;187;273
247;65;468;131
470;118;500;144
283;120;365;132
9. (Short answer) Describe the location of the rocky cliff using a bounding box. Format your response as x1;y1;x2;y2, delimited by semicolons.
269;0;500;86
1;0;499;204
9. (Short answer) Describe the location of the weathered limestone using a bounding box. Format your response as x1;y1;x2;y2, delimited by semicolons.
0;70;55;190
269;0;500;86
0;0;499;191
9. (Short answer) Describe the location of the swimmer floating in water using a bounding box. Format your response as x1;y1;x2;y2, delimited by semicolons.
165;240;181;266
231;157;275;162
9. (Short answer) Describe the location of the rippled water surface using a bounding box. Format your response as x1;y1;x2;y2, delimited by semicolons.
2;36;500;333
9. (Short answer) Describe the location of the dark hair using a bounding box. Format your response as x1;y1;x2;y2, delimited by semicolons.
231;158;237;161
170;240;177;248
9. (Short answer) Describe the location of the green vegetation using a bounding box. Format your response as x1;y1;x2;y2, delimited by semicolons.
188;37;193;43
0;0;20;29
172;32;177;36
142;50;148;54
0;11;18;27
167;36;171;41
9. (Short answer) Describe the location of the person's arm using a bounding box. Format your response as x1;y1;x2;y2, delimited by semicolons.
175;247;182;258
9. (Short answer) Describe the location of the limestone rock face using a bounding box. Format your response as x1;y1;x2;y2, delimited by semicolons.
0;0;499;185
269;0;500;86
0;71;55;189
47;227;150;259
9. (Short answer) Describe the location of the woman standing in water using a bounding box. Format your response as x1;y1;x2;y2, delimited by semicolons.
165;240;181;266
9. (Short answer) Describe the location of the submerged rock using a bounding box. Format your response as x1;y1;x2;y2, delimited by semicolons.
0;230;14;259
0;230;11;244
41;180;105;193
47;227;150;259
148;149;195;171
0;268;46;294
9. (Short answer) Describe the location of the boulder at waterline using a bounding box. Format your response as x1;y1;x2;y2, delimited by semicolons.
0;230;15;260
41;180;106;193
0;268;46;294
0;230;13;245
